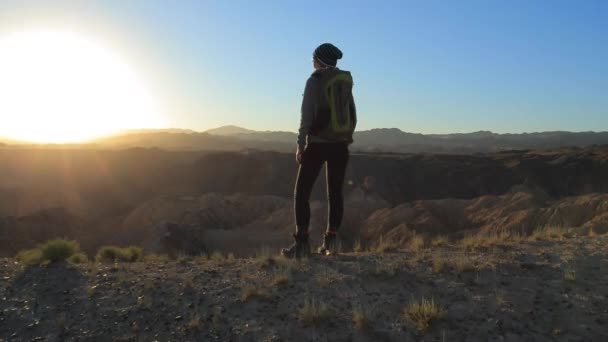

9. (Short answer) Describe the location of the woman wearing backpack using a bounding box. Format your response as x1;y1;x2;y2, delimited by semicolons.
281;43;357;259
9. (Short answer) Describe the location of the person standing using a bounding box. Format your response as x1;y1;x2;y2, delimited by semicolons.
282;43;357;258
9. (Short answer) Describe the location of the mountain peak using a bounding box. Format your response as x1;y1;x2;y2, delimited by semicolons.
205;125;255;136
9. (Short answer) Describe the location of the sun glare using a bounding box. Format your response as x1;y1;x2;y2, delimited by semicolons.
0;30;166;143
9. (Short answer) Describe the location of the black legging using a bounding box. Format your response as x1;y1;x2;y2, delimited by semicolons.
294;142;349;236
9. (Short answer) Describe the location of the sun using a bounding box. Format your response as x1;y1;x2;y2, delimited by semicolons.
0;30;166;143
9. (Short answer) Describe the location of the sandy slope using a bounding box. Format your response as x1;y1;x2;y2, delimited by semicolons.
1;234;607;341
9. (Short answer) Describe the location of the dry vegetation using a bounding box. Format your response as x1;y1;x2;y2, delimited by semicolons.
16;239;81;265
352;306;370;331
298;298;331;326
241;285;270;302
404;297;444;331
96;246;142;263
4;230;608;341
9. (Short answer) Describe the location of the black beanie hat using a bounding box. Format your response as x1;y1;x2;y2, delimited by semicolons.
313;43;343;67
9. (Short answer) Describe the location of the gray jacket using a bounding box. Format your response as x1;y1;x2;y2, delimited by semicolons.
297;68;356;148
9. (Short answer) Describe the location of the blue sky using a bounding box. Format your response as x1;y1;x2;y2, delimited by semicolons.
1;0;607;133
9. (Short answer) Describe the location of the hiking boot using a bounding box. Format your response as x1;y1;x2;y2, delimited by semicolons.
281;233;311;259
317;231;338;256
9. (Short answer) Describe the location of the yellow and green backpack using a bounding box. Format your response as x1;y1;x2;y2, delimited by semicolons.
315;69;356;142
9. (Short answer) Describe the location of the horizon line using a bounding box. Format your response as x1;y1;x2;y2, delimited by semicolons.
2;125;608;145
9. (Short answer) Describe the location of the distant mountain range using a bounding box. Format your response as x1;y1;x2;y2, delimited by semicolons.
203;126;608;153
3;126;608;153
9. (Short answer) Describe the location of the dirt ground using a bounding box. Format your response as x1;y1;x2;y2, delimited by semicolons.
1;234;607;341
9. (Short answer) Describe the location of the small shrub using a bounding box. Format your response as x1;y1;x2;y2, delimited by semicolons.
298;298;331;326
404;297;444;331
563;269;576;282
227;253;236;261
126;246;143;261
67;252;89;264
16;239;80;265
96;246;143;263
352;307;370;331
40;239;80;262
16;248;43;265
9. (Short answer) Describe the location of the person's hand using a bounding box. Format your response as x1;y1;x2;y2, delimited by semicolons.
296;147;304;164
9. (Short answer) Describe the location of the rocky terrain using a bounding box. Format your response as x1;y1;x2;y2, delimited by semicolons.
2;146;608;257
1;233;607;341
1;144;608;341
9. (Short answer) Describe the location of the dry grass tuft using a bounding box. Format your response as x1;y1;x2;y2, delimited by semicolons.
403;297;444;331
352;306;370;331
255;247;277;268
278;257;311;274
316;267;342;288
176;252;191;264
495;290;506;306
210;251;225;262
450;253;476;272
241;285;270;302
67;252;88;264
353;239;365;253
372;235;399;253
143;254;169;263
185;314;202;332
369;261;400;278
431;235;449;247
86;285;97;297
298;298;331;326
408;233;425;252
183;276;195;290
530;226;569;241
271;266;291;287
431;253;446;273
459;231;523;250
563;269;576;282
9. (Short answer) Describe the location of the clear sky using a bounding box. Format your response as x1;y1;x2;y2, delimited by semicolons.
1;0;607;134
